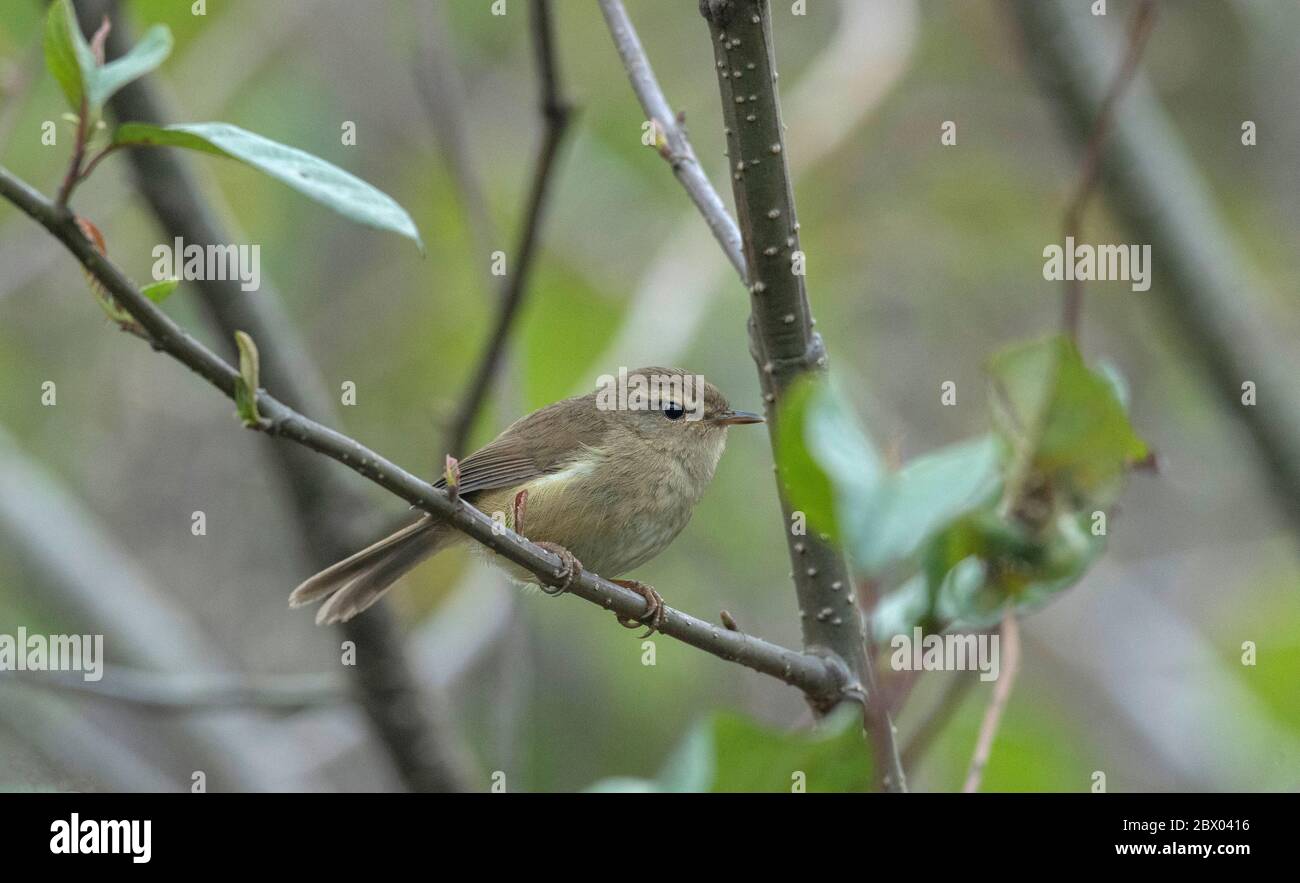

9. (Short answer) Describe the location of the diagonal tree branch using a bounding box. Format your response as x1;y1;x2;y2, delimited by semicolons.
597;0;746;281
962;612;1021;793
446;0;573;458
695;0;905;791
1059;0;1157;342
74;0;474;793
0;161;852;709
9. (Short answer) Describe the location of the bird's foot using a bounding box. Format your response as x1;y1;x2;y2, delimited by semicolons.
534;542;582;596
612;579;666;637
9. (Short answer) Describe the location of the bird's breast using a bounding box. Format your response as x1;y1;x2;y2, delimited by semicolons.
472;443;708;579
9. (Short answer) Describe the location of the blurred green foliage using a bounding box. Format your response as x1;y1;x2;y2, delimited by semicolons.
781;335;1146;635
0;0;1296;792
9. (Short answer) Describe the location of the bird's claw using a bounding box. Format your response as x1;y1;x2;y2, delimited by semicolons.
613;579;666;637
534;542;582;596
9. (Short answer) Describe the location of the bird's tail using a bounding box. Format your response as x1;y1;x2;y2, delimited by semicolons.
288;515;450;625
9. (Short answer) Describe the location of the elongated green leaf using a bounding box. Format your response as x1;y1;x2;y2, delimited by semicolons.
44;0;94;110
87;25;172;109
114;122;423;247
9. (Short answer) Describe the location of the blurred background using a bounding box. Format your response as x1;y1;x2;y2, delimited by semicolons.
0;0;1297;792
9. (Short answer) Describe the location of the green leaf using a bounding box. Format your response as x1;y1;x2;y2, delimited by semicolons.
585;706;874;793
114;122;423;247
708;706;874;792
44;0;94;111
867;338;1145;633
141;278;178;304
233;330;263;427
875;504;1107;634
920;509;1104;630
86;25;172;109
846;434;1004;575
871;571;933;645
932;555;992;625
990;335;1147;506
775;375;881;541
43;1;173;113
655;722;717;792
778;376;1002;576
1010;511;1105;615
1095;358;1131;412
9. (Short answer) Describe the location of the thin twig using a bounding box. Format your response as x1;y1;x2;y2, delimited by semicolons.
53;16;110;207
1059;0;1157;342
445;0;572;458
75;142;122;183
597;0;746;280
0;160;852;709
962;611;1021;793
53;96;89;208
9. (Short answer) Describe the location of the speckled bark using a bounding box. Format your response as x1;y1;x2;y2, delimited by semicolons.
698;0;905;790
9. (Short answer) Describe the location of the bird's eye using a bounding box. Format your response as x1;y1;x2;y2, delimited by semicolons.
662;402;686;420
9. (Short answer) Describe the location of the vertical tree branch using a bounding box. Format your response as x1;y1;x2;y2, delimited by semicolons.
697;0;905;791
76;0;475;792
445;0;572;458
1013;0;1300;538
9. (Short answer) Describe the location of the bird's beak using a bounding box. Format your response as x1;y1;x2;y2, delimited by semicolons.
713;409;764;426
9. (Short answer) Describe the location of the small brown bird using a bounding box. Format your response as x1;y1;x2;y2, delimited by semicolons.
289;367;763;628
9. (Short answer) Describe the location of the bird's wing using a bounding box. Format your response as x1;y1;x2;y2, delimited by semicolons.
436;444;546;494
436;394;602;495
